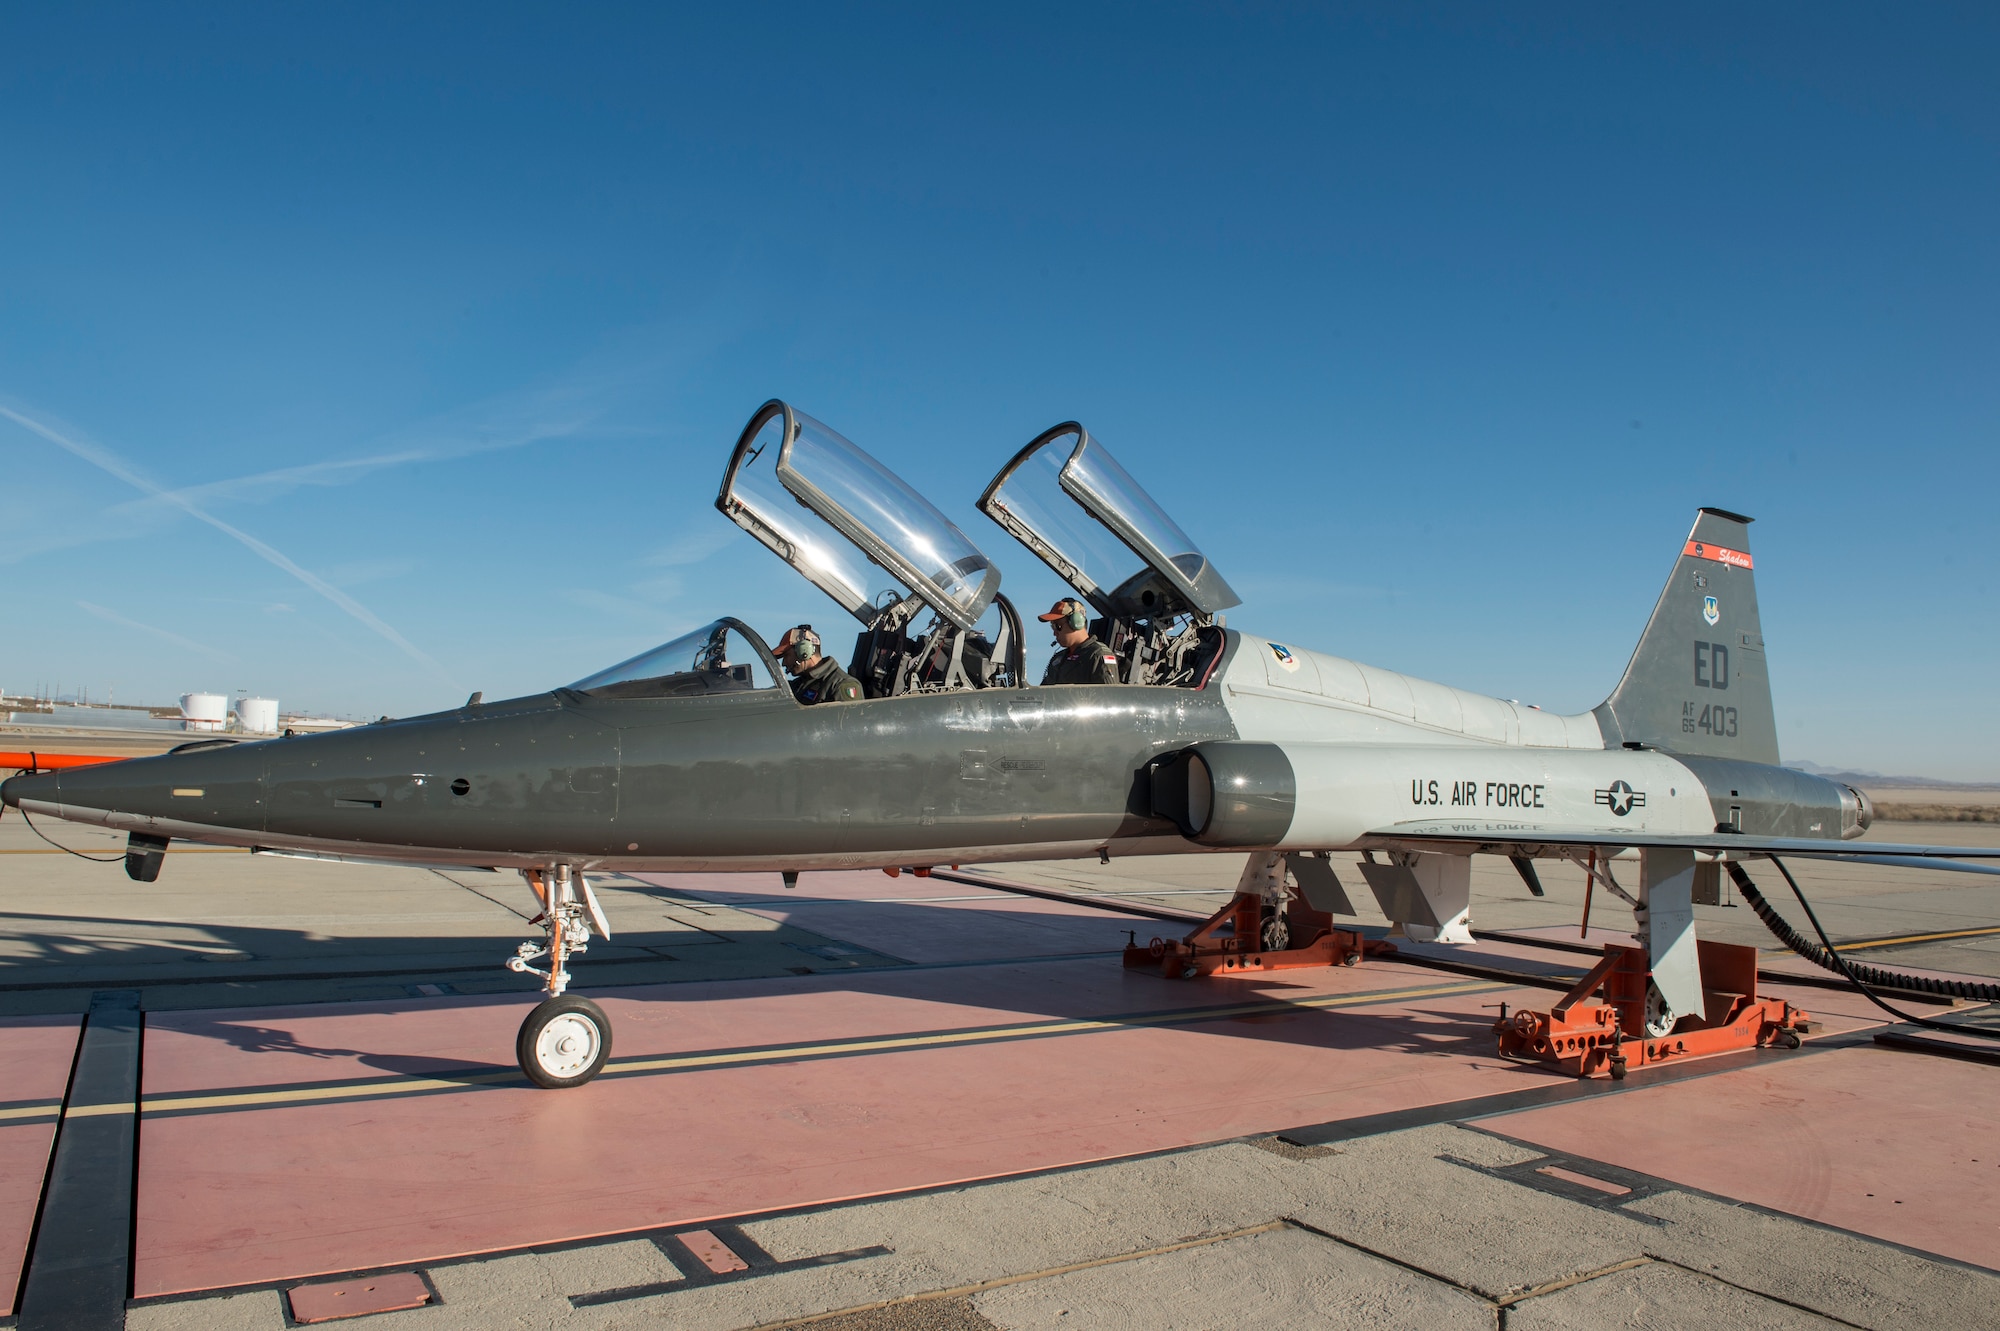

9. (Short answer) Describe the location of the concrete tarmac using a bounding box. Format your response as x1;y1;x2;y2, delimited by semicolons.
0;809;1995;1329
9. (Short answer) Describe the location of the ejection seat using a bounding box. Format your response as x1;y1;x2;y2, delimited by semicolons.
978;423;1239;687
717;400;1025;697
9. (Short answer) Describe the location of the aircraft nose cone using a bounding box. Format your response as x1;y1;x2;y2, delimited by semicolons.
1;769;58;809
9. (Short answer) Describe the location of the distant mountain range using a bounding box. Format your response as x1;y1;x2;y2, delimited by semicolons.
1785;761;2000;790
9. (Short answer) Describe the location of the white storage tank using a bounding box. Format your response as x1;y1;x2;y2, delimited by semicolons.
235;697;279;735
180;692;229;732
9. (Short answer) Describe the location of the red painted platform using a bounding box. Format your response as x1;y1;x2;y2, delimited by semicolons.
112;868;1989;1300
1489;1044;2000;1270
135;957;1538;1296
0;1015;81;1317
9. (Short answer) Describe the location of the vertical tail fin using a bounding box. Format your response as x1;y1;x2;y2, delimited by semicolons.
1594;508;1779;764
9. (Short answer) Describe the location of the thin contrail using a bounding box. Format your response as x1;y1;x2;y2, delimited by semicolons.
1;404;458;688
76;601;238;666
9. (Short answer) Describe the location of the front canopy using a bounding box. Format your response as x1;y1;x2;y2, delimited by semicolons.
717;401;1002;631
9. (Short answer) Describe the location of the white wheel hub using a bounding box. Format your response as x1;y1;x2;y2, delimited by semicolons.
1643;981;1677;1039
534;1012;602;1078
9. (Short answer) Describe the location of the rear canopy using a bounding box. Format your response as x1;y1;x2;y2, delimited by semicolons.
978;422;1239;621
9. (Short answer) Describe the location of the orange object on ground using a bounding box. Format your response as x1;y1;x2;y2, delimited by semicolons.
1122;890;1395;978
0;751;127;772
1493;938;1808;1079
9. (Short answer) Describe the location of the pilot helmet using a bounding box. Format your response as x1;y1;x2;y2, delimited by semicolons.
776;624;822;669
1037;599;1089;633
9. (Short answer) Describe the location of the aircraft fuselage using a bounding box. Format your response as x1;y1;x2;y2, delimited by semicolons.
2;631;1862;873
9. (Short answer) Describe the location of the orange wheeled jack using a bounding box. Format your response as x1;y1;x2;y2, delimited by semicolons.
1494;938;1809;1079
1124;891;1399;979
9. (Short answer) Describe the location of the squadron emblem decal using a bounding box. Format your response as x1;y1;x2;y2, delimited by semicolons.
1703;595;1720;626
1268;642;1300;672
1595;780;1647;817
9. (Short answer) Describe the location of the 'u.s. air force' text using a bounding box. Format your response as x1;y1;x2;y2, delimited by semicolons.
1410;779;1546;809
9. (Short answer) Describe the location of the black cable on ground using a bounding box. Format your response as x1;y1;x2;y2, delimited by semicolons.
1729;857;2000;1040
17;807;125;863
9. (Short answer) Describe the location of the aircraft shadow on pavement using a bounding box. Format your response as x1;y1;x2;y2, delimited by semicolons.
0;892;1527;1085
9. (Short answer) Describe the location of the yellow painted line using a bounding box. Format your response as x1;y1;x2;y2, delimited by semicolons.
0;1102;63;1123
141;978;1499;1117
610;979;1493;1077
62;1101;134;1118
146;1071;519;1114
1834;925;2000;951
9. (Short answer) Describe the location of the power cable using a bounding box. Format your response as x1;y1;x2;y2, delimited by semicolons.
1730;858;2000;1041
17;806;125;863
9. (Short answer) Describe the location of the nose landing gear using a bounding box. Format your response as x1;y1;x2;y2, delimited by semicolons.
517;993;611;1089
507;866;615;1088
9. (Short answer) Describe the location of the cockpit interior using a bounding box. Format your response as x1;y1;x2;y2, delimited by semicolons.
718;400;1022;699
980;422;1237;688
566;401;1239;703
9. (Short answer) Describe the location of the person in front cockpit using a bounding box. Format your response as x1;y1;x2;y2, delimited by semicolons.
1038;599;1119;686
775;625;863;703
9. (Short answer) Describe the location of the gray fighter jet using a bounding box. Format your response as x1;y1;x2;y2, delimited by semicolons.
6;399;1993;1087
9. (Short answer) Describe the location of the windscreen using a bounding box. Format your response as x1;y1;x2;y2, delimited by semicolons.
570;620;778;699
727;412;908;620
984;429;1153;603
782;411;998;626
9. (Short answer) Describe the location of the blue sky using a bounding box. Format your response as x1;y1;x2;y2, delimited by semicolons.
2;6;1994;776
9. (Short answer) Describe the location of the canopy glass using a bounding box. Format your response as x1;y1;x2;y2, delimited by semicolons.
979;424;1239;618
569;619;780;699
719;402;1001;630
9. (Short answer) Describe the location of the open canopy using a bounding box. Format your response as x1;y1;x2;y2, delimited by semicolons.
979;423;1239;621
717;401;1002;631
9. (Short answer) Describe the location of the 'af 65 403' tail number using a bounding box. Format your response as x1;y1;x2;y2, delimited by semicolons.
1682;702;1739;737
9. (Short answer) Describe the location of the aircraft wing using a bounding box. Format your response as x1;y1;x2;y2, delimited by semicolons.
1362;820;2000;875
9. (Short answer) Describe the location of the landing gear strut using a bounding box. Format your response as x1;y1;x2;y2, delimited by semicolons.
1124;854;1393;979
507;866;614;1088
1493;939;1808;1078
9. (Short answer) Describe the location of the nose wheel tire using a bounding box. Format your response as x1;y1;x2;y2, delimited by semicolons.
517;995;612;1089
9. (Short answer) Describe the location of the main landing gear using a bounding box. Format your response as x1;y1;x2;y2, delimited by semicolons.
1494;848;1810;1080
1124;852;1397;979
1493;938;1809;1079
507;865;614;1088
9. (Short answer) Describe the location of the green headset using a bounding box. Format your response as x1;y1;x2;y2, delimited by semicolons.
781;624;821;668
1050;600;1087;633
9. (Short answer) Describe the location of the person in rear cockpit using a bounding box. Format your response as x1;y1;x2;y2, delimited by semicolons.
1038;599;1120;685
775;625;863;704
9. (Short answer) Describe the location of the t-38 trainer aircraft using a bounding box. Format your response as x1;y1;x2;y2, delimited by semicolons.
6;399;1995;1087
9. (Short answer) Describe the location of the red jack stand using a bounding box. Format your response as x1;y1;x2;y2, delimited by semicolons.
1123;892;1398;979
1494;938;1809;1079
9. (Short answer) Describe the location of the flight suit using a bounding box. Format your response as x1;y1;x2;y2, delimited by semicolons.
1041;636;1120;686
790;656;863;704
